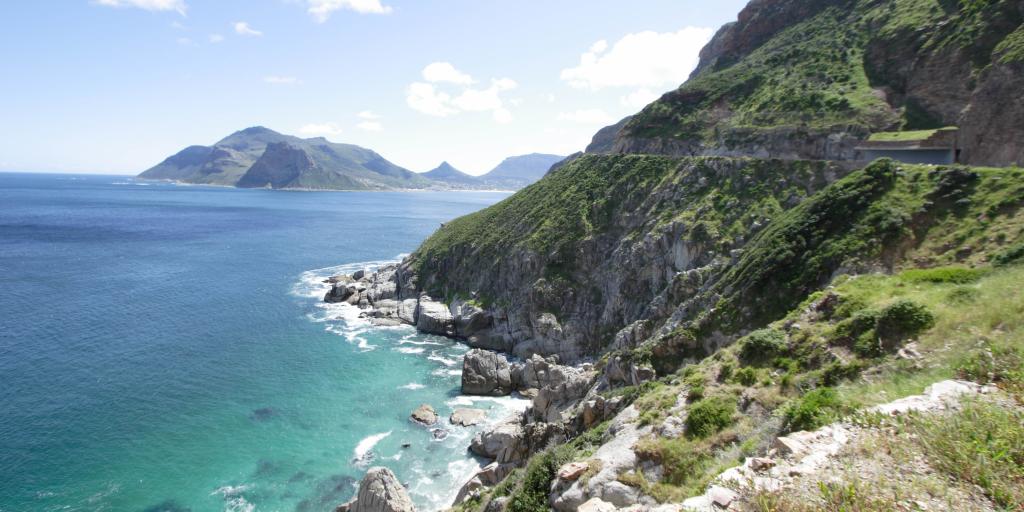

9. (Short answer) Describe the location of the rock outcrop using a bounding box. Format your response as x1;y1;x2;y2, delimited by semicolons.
410;404;437;426
450;408;487;427
337;467;415;512
461;349;513;396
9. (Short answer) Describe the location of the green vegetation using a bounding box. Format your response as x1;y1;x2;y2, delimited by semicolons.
867;127;956;142
783;387;845;431
995;25;1024;63
685;397;736;438
753;480;897;512
626;0;1022;143
874;299;934;345
911;400;1024;508
739;328;787;363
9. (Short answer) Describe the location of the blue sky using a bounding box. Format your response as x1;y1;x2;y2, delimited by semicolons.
0;0;748;175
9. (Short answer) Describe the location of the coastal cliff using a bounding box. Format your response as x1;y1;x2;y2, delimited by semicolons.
326;0;1024;510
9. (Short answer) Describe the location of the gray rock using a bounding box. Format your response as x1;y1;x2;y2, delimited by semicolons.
410;404;437;426
451;299;493;338
397;299;419;325
336;466;415;512
470;415;526;463
450;408;487;427
461;349;513;396
416;298;454;336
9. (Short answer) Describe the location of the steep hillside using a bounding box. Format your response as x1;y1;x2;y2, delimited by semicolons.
139;127;434;190
597;0;1023;167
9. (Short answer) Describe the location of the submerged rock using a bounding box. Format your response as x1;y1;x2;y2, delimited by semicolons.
336;466;415;512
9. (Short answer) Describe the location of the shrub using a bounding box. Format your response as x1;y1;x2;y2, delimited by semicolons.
734;367;759;386
945;285;980;304
993;242;1024;266
821;361;865;386
899;266;987;284
783;387;844;431
831;309;879;344
852;329;883;358
685;397;736;439
718;361;734;382
875;299;934;346
740;328;787;362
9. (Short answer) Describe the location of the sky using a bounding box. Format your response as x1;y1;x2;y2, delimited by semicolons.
0;0;748;175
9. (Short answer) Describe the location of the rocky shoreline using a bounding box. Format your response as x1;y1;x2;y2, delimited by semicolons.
324;263;658;511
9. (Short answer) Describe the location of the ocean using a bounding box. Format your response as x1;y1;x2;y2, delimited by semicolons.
0;172;521;512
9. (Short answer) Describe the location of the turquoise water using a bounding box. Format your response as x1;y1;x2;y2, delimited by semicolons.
0;173;522;512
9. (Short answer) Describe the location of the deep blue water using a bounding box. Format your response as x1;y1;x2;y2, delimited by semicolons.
0;173;520;512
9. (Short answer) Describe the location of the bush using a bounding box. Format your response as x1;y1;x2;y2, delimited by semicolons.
875;299;934;346
783;387;844;431
685;397;736;439
831;309;879;342
733;367;759;386
993;242;1024;266
821;361;865;386
740;329;788;362
899;266;987;284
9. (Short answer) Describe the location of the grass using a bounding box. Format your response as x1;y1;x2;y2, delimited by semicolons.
910;400;1024;509
867;127;956;142
752;480;899;512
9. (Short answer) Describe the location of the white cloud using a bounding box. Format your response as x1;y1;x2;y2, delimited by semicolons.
300;122;343;137
357;110;380;120
406;82;457;117
94;0;186;15
422;62;474;86
407;66;518;123
307;0;392;22
621;88;660;109
357;121;383;132
264;75;300;85
557;109;615;124
208;34;224;43
561;27;714;91
234;22;262;37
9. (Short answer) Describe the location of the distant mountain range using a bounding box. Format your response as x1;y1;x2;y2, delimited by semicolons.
138;127;564;191
419;154;566;190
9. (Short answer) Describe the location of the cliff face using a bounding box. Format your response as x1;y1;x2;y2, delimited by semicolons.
406;155;857;362
601;0;1024;167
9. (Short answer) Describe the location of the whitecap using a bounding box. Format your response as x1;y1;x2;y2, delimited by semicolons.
353;431;391;466
396;347;425;354
399;383;425;390
427;354;458;366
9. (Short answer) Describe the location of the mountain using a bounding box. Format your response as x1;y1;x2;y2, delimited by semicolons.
477;153;566;189
139;127;433;190
421;161;482;187
328;0;1024;510
590;0;1024;167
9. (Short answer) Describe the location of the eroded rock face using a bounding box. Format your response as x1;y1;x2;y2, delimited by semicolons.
462;349;513;396
337;467;415;512
416;297;454;336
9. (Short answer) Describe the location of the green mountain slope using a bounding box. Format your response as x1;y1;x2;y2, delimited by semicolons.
601;0;1023;167
384;1;1024;510
139;126;433;190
